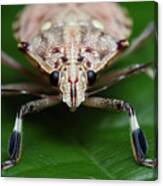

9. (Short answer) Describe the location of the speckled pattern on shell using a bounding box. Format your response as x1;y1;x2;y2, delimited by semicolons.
13;3;132;108
13;3;132;75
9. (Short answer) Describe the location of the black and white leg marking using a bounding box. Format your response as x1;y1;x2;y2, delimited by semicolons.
1;115;23;170
83;97;157;168
2;96;61;170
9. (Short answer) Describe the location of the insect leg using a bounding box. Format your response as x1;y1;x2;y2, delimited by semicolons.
122;22;156;58
83;97;157;168
1;95;61;170
1;51;43;83
2;83;57;97
88;63;154;96
2;89;47;97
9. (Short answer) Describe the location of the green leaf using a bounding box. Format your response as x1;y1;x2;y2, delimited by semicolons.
1;2;157;180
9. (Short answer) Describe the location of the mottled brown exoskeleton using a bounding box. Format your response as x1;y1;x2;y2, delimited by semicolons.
2;3;157;170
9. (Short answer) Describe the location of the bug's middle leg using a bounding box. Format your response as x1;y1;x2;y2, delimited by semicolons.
122;22;155;58
2;83;58;97
83;97;157;168
1;95;61;170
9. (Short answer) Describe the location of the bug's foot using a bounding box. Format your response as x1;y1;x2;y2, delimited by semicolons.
1;131;21;171
139;158;157;168
1;159;16;170
131;128;157;168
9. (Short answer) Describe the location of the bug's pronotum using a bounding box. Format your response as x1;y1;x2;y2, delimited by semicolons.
1;3;157;170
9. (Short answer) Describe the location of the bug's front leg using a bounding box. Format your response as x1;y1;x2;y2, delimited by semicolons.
1;95;61;170
83;97;157;168
1;51;48;85
122;22;156;58
2;51;38;80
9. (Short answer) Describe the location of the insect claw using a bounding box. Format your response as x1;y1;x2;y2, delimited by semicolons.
140;158;157;168
1;160;16;170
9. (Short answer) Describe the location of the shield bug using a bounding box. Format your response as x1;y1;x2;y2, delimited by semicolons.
2;3;157;170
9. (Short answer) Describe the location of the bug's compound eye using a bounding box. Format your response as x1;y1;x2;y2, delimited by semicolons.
50;71;59;86
87;70;96;85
